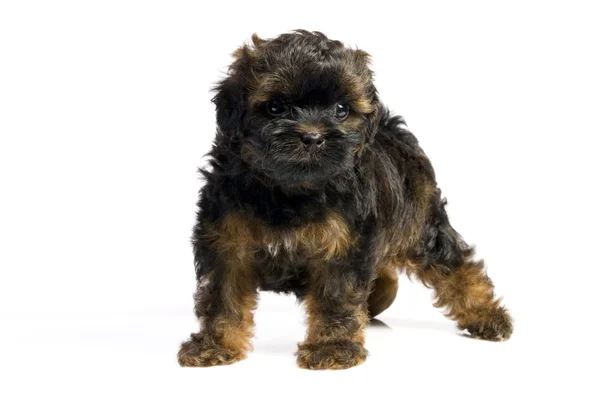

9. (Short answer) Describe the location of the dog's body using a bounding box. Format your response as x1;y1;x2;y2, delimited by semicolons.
178;31;512;369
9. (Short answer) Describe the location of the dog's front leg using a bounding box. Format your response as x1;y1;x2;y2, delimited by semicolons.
178;266;258;367
178;216;259;367
296;261;371;370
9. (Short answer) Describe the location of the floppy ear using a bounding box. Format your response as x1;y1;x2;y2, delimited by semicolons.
211;34;266;137
354;101;381;157
347;48;381;146
212;77;245;137
364;97;381;144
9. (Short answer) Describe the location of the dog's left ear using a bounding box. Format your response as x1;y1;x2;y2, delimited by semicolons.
364;98;381;144
354;101;381;157
350;49;381;148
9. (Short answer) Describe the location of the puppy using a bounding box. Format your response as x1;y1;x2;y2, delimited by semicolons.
178;30;513;370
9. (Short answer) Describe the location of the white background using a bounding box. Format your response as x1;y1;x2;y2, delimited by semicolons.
1;1;599;398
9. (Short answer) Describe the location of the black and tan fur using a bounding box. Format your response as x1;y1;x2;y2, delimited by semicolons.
178;30;513;370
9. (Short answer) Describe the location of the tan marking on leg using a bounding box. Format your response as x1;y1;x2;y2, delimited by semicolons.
415;259;513;341
297;275;369;370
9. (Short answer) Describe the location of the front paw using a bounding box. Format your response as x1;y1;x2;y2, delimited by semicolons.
460;306;514;341
177;333;246;367
296;340;368;370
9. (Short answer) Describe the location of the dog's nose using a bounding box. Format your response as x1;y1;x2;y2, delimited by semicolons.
300;133;324;149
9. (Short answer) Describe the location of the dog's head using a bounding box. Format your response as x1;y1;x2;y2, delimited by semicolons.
213;30;380;186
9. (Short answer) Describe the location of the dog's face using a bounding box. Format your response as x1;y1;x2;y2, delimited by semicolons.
213;31;380;186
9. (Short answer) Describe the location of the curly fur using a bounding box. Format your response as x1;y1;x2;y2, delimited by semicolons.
178;30;513;370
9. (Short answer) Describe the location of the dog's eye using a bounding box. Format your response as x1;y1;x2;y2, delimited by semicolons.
334;103;350;120
266;100;287;116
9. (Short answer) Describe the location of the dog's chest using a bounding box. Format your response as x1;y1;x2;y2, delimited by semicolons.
264;231;298;258
219;210;354;261
261;212;353;260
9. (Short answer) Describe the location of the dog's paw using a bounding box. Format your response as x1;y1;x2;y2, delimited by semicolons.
460;306;513;341
177;333;246;367
296;340;368;370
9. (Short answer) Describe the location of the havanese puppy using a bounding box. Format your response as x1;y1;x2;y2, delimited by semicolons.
178;30;513;370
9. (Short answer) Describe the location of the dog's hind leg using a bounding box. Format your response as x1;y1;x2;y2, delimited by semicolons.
367;262;399;318
410;258;513;341
407;198;513;341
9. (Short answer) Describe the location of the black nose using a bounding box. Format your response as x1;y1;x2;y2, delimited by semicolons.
300;133;324;149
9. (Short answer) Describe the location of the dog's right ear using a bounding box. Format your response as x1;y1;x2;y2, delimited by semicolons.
212;34;266;137
212;76;245;137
